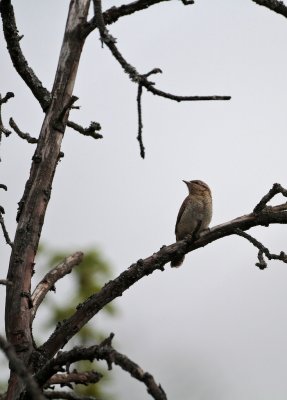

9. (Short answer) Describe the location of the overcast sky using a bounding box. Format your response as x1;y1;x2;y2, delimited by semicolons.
2;1;287;399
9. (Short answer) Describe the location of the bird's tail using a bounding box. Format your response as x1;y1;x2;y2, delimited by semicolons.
170;255;185;268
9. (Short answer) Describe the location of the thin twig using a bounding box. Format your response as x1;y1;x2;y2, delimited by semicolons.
0;92;14;138
253;183;287;213
0;206;13;247
0;336;46;400
137;84;145;158
9;118;38;143
67;121;103;139
251;0;287;18
234;228;287;269
85;0;182;35
31;252;84;320
36;334;167;400
93;0;230;156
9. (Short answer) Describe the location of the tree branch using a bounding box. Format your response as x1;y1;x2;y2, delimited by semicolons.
67;121;103;139
31;252;84;320
0;335;46;400
39;184;287;361
9;118;38;143
0;92;14;139
92;0;230;156
0;206;13;247
234;228;287;269
251;0;287;18
37;334;167;400
0;1;51;110
253;183;287;213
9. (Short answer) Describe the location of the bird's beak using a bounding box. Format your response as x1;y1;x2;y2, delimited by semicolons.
182;180;189;186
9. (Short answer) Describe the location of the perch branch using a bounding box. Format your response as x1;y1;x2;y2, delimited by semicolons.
0;336;46;400
37;334;167;400
31;251;84;320
39;184;287;360
9;118;38;143
234;228;287;269
251;0;287;18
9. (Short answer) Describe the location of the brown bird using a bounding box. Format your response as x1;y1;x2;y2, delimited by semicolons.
171;180;212;267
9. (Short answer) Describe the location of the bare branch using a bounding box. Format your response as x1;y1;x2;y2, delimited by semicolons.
37;334;167;400
137;83;145;158
234;228;287;269
0;206;13;247
0;1;51;110
93;0;230;100
39;184;287;359
31;252;84;320
253;183;287;213
67;120;103;139
44;391;98;400
0;91;15;104
9;118;38;143
0;335;46;400
85;0;192;35
45;370;102;388
251;0;287;18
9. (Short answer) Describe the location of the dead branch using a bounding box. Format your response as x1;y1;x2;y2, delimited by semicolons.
9;118;38;143
93;0;230;157
36;334;167;400
251;0;287;18
234;228;287;269
0;335;46;400
67;121;103;139
0;92;14;138
39;184;287;360
31;252;84;320
253;183;287;213
85;0;182;35
0;206;13;247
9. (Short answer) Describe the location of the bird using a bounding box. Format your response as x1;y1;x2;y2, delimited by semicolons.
171;180;212;267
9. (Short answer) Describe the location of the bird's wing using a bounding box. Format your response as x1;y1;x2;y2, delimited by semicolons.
175;196;189;236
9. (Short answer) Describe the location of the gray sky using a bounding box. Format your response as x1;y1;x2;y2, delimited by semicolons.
1;1;287;399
